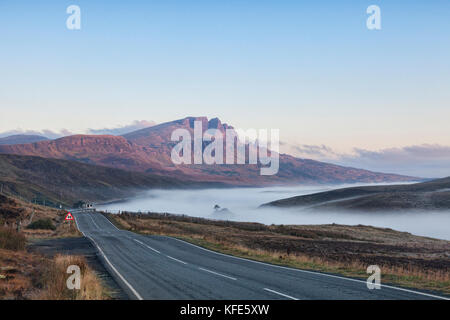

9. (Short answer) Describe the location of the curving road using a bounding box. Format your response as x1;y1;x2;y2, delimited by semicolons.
73;210;448;300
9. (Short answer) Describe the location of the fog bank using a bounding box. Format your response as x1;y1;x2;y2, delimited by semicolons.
97;184;450;241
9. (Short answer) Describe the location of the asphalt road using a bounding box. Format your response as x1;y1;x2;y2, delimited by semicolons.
73;210;448;300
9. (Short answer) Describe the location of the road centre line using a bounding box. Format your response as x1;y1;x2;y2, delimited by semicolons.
134;239;161;253
166;255;187;265
263;288;298;300
168;236;449;300
198;267;237;281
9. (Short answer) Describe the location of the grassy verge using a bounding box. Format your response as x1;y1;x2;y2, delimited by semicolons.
106;212;450;295
180;236;450;295
0;227;110;300
0;194;109;300
0;246;110;300
36;254;109;300
0;226;26;251
0;193;81;240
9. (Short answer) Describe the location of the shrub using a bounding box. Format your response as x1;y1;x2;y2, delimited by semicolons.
0;226;26;250
27;218;56;230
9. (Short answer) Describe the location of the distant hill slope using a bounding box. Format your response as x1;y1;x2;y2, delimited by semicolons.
0;134;48;145
0;154;203;207
0;117;416;185
0;134;162;171
262;177;450;211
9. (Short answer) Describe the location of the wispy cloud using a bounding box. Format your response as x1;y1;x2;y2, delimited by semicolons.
281;143;450;178
0;129;73;139
351;145;450;160
338;145;450;178
87;120;156;136
280;142;339;159
1;124;448;178
0;120;156;139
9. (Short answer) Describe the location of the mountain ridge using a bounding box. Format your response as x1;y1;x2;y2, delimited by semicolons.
0;134;49;145
0;117;417;185
0;153;222;206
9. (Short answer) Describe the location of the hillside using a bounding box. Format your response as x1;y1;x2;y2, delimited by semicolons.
0;117;416;186
0;154;198;206
262;177;450;211
0;134;48;145
0;193;110;300
0;135;162;172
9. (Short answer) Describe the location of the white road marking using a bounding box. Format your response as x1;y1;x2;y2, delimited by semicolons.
168;237;450;300
87;235;143;300
134;239;161;254
73;212;143;300
73;212;85;236
263;288;298;300
166;255;187;265
88;214;100;230
199;267;237;281
101;213;121;231
76;213;449;301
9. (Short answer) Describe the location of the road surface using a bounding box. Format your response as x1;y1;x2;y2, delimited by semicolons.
73;210;448;300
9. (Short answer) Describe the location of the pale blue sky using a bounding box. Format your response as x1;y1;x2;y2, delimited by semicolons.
1;0;449;153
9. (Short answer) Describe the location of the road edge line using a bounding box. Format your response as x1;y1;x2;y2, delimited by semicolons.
168;236;449;300
87;235;144;300
73;212;144;300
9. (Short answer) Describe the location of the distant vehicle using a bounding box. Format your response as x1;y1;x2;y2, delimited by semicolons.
82;203;95;211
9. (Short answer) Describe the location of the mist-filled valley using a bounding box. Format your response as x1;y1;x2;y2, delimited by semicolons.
96;184;450;241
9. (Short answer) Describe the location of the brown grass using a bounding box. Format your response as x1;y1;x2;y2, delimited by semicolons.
183;237;450;294
0;248;45;299
108;212;450;295
0;195;106;299
0;248;110;300
36;255;109;300
0;194;81;239
0;226;26;251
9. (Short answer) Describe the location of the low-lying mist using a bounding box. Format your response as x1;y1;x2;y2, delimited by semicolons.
97;184;450;241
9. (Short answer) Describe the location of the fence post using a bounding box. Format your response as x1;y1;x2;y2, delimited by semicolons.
29;209;35;225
